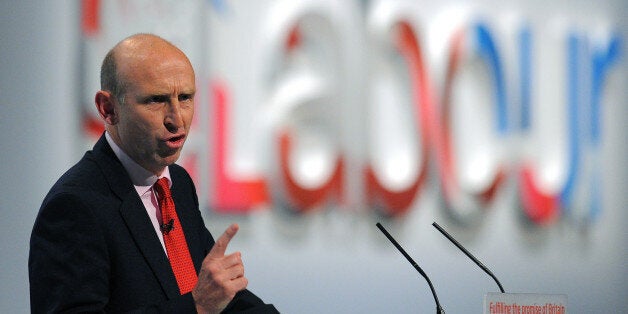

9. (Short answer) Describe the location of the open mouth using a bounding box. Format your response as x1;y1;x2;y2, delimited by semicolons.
164;134;186;148
168;134;185;143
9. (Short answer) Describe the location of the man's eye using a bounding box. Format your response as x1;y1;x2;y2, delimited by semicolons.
145;96;167;104
179;94;194;102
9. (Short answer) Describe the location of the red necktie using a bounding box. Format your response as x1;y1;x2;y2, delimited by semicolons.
153;177;198;294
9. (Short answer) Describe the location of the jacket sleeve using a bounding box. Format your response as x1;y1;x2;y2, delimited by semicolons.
223;290;280;313
29;192;111;313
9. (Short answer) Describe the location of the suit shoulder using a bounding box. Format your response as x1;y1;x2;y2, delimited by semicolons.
45;153;109;201
169;164;194;185
169;163;190;177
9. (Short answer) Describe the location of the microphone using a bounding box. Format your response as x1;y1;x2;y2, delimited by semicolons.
376;222;445;314
160;219;174;234
431;222;505;293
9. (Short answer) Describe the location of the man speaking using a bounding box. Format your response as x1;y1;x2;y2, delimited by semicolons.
29;34;278;313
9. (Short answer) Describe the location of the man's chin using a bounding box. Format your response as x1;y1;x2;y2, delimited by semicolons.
158;151;181;167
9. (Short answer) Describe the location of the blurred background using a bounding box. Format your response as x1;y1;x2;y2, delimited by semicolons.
1;0;626;313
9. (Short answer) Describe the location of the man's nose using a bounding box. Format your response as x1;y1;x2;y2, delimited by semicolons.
164;99;184;132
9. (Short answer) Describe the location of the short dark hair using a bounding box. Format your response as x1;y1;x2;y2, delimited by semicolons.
100;49;125;104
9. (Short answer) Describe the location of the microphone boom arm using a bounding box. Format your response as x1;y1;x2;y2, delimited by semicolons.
376;223;445;314
432;222;505;293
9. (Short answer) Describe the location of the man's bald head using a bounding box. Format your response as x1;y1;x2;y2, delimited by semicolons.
100;34;193;104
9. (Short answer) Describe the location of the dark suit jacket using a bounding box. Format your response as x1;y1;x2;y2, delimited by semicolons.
29;135;278;313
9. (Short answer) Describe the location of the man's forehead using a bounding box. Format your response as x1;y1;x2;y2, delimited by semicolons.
122;66;196;95
116;52;194;87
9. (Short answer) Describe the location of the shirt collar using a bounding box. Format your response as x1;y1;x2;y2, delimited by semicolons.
105;132;172;194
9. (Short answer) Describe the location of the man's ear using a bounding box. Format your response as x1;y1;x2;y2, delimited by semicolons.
95;90;118;125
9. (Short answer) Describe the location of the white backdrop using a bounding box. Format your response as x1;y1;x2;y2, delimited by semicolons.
1;1;626;313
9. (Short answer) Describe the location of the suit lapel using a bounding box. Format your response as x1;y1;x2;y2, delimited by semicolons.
118;195;181;299
91;134;182;299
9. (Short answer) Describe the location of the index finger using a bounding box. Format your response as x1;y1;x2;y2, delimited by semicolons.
208;223;239;258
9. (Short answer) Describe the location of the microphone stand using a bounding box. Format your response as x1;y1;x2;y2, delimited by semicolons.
432;222;505;293
376;223;445;314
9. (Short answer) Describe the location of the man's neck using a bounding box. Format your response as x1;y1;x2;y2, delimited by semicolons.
105;131;168;186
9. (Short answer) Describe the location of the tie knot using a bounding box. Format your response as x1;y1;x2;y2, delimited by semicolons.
153;177;172;200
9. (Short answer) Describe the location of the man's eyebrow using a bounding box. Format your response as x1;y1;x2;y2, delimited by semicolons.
137;94;169;102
